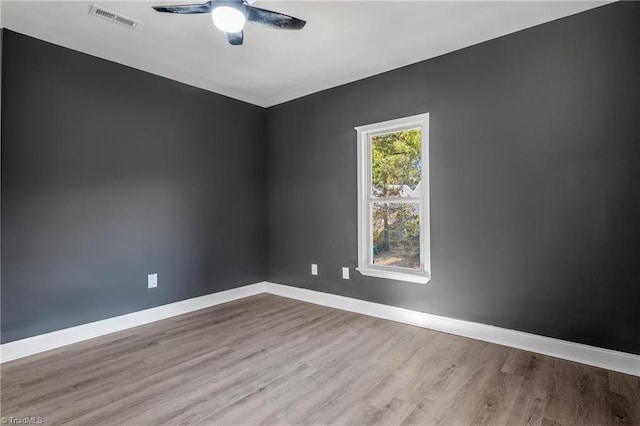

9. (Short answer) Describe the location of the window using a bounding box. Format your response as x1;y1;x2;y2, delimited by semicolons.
355;113;430;284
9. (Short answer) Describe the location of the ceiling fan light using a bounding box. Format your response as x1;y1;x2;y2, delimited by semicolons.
212;6;245;33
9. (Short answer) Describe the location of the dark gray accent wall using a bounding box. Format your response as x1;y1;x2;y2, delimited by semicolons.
266;2;640;354
1;30;267;343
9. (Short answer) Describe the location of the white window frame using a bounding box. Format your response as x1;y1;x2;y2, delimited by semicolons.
355;113;431;284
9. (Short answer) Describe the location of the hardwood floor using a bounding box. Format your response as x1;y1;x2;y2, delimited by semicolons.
1;294;638;425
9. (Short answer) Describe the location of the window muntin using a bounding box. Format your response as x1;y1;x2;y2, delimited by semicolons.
356;114;430;284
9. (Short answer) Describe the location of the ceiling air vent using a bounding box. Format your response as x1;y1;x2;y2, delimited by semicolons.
89;5;139;29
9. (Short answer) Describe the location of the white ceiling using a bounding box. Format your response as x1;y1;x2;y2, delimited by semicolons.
1;1;609;107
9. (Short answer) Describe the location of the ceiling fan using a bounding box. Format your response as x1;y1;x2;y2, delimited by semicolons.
152;0;306;46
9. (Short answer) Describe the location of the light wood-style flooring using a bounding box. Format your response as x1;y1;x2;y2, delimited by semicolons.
1;294;639;425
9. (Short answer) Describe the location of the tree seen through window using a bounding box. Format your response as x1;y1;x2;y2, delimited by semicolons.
371;129;422;269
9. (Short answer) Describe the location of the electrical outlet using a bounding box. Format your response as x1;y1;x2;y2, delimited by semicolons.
311;264;318;276
342;267;350;279
148;273;158;289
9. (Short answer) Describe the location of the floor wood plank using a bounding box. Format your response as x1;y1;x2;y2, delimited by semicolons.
1;294;638;425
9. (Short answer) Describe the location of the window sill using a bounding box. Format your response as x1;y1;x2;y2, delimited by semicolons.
356;266;431;284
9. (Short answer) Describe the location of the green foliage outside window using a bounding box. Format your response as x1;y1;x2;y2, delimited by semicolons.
371;129;422;197
371;129;422;269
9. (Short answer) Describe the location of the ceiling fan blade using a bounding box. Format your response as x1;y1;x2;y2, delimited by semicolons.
245;6;306;30
225;30;244;46
152;1;213;14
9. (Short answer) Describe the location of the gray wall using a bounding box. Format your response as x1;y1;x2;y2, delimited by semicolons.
1;30;267;343
266;2;640;354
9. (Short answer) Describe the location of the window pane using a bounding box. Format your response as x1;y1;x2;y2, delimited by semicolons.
371;128;422;198
372;202;420;270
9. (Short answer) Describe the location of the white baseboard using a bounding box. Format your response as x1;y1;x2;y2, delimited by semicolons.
2;280;638;377
264;282;640;377
0;282;267;363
